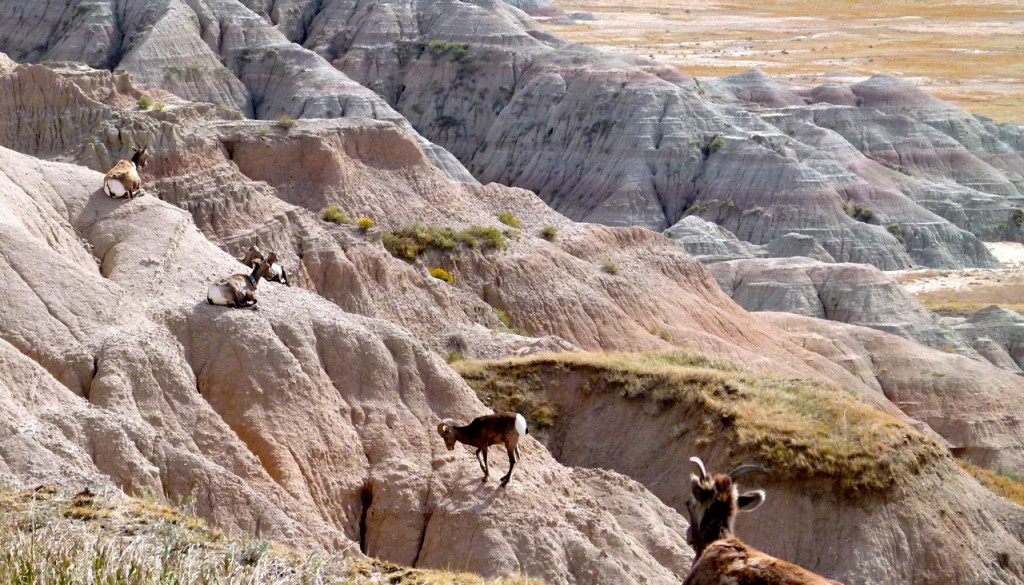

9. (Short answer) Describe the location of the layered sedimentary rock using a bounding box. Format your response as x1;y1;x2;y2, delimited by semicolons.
2;0;1018;269
710;257;964;351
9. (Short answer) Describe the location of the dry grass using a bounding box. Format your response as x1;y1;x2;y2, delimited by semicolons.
0;486;544;585
542;0;1024;122
456;351;945;495
957;459;1024;507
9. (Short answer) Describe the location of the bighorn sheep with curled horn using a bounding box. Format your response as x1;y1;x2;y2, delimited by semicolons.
103;145;148;199
437;413;528;487
684;457;843;585
239;245;289;286
207;252;277;308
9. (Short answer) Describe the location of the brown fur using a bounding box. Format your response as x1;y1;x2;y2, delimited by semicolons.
437;412;527;486
102;146;148;199
684;458;843;585
684;539;843;585
238;245;289;286
207;253;276;308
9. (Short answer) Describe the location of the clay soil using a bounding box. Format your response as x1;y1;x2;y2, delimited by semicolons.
541;0;1024;123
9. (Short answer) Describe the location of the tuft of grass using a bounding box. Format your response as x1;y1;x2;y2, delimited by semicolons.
356;217;375;230
447;350;465;363
958;460;1024;507
498;212;522;229
277;114;297;128
650;327;672;342
429;267;454;283
541;225;559;241
322;206;350;224
153;101;166;111
455;351;945;495
0;487;544;585
137;95;153;109
601;261;620;275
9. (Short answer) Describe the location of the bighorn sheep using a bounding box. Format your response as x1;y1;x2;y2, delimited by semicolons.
684;457;842;585
239;245;289;286
207;253;277;308
437;413;527;487
103;146;148;199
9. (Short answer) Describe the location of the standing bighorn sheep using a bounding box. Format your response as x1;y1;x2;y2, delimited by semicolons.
239;245;289;286
684;456;843;585
437;413;528;486
103;146;148;199
207;253;277;308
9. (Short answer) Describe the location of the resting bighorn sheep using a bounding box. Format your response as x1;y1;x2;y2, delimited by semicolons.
437;413;527;487
239;245;289;286
207;253;277;308
684;457;843;585
103;146;148;199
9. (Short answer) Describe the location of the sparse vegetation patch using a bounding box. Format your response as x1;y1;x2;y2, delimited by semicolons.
322;206;351;224
541;225;559;241
455;351;945;495
430;266;455;283
498;212;522;229
137;95;153;109
0;487;542;585
382;223;507;261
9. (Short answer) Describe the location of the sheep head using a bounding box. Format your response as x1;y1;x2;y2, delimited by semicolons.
132;145;149;170
437;422;457;450
685;456;766;559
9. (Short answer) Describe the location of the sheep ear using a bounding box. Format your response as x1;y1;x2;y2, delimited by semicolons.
738;490;765;512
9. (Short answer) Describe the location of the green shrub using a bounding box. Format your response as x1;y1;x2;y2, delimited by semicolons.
845;203;876;224
467;225;506;249
429;267;454;283
707;136;724;153
356;217;375;230
498;212;522;229
322;206;350;224
137;95;153;109
382;223;507;260
495;309;512;327
153;102;166;111
426;40;470;62
602;261;620;275
541;225;559;241
277;115;297;128
887;223;905;244
447;350;464;363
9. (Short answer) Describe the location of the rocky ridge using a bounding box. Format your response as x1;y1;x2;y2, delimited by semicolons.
1;0;1021;269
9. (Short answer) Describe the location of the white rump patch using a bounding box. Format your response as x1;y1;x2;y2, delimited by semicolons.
104;178;127;198
207;284;232;306
515;413;527;435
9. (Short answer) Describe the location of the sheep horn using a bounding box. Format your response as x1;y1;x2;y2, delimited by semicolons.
729;464;767;480
437;422;449;434
689;456;708;481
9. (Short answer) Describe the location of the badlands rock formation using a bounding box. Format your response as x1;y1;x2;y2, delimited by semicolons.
0;1;1022;583
709;257;964;351
0;142;698;583
1;0;1020;269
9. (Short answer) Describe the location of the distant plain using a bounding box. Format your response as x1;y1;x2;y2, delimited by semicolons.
542;0;1024;123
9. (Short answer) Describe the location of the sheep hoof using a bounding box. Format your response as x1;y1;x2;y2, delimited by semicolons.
481;477;488;483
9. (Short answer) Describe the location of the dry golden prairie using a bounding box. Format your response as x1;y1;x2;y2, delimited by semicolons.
540;0;1024;123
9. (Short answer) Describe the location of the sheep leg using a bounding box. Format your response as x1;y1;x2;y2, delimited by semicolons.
500;443;517;487
478;447;490;482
